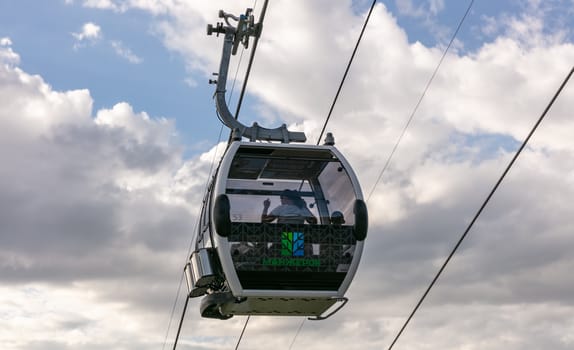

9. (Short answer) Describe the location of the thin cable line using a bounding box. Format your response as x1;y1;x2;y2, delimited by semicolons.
172;296;190;350
162;213;201;350
222;21;248;142
386;65;574;350
169;1;269;349
316;0;377;145
234;316;251;350
161;271;185;350
230;2;268;349
229;50;246;105
367;0;475;202
287;2;377;348
227;0;268;147
166;166;217;348
164;42;229;350
234;0;268;121
164;115;226;350
288;318;306;350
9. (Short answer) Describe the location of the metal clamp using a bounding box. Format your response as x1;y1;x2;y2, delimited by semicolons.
308;297;349;321
208;8;259;55
207;8;307;143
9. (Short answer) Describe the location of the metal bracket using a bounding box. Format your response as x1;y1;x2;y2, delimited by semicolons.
308;297;349;321
207;8;306;143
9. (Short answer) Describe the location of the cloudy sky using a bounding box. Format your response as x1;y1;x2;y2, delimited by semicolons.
1;0;574;349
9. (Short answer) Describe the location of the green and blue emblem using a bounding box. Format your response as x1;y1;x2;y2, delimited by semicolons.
281;231;304;257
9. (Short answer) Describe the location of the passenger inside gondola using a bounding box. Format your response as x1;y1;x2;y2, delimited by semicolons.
261;189;317;224
330;211;345;226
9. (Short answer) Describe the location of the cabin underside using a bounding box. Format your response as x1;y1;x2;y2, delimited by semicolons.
200;292;341;319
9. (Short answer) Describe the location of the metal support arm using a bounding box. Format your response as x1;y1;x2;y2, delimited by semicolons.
208;9;307;143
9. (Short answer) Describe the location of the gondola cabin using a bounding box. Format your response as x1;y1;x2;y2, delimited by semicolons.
185;139;368;320
184;7;368;320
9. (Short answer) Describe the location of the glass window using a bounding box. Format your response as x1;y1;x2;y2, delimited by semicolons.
226;179;318;224
317;162;357;225
225;147;357;226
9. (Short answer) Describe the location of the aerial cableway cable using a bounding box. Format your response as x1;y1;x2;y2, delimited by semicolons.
288;318;307;350
366;0;475;202
163;152;224;350
164;120;226;350
233;315;251;350
171;296;190;350
161;271;185;350
228;1;270;349
162;218;202;350
316;0;378;145
226;0;268;149
386;65;574;350
233;0;267;123
291;0;473;347
164;29;242;350
167;1;269;350
167;133;227;350
290;0;472;348
283;1;379;347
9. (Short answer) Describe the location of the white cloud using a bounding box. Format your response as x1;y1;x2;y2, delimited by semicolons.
0;285;162;349
131;2;574;349
110;40;143;64
429;0;445;15
0;41;214;349
395;0;445;18
78;0;171;14
82;0;121;11
72;22;102;49
4;1;574;349
477;1;574;45
395;0;425;17
480;15;500;37
0;37;20;65
72;22;101;41
70;23;143;63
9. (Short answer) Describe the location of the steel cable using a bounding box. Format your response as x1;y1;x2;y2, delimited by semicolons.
367;0;475;202
316;0;378;145
386;65;574;350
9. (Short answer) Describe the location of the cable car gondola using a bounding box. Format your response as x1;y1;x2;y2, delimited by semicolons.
184;7;368;320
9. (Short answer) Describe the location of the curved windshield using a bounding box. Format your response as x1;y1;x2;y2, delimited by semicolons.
222;145;360;290
225;146;357;225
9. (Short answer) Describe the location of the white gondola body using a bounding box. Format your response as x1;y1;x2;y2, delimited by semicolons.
187;141;368;319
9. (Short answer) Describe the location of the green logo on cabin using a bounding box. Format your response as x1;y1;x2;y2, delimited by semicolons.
281;231;304;257
262;231;320;267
